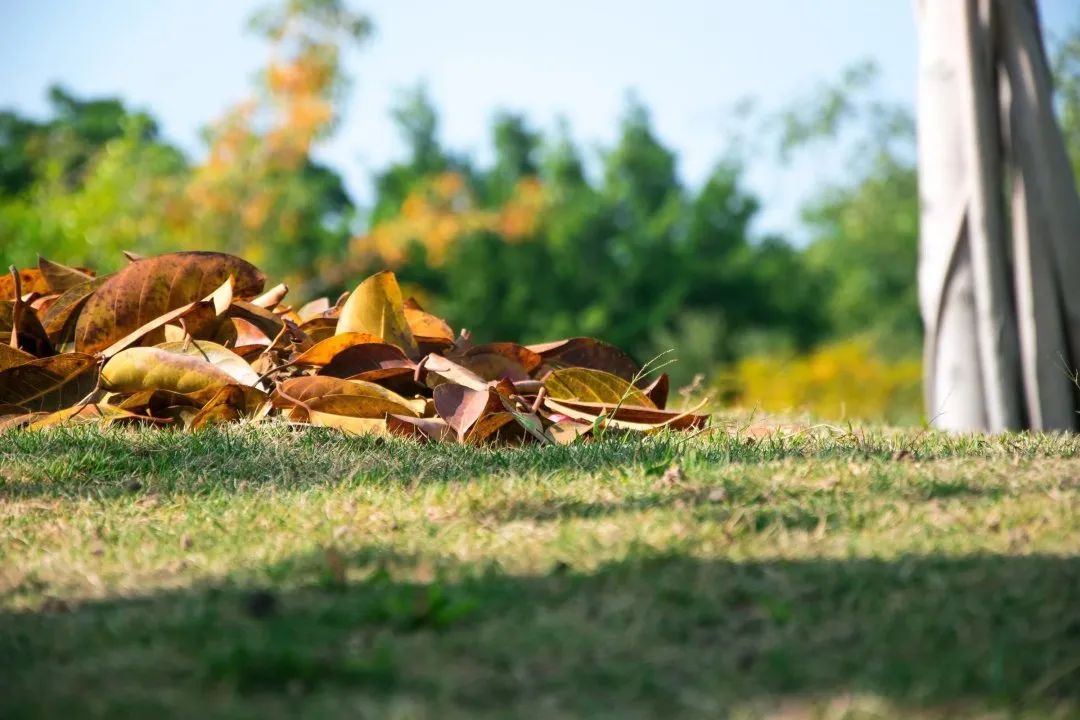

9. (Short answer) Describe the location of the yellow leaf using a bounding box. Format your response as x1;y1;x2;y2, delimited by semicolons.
27;403;144;430
155;340;262;387
336;271;419;358
543;368;654;408
101;347;235;394
403;298;454;341
306;412;388;436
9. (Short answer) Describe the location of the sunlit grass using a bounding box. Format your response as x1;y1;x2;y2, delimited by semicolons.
2;420;1079;718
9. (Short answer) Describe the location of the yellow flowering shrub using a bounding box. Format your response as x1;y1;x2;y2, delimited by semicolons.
727;338;922;423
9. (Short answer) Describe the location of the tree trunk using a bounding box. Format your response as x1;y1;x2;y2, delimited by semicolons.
916;0;1080;432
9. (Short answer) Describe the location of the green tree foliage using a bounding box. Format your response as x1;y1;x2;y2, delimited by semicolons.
361;95;822;385
0;90;187;267
802;153;919;351
1053;17;1080;180
772;61;921;354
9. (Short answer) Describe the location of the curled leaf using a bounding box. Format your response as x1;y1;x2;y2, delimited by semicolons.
40;275;110;346
422;354;489;392
95;275;234;359
641;373;670;410
543;397;707;431
251;283;289;308
225;299;289;342
297;297;331;322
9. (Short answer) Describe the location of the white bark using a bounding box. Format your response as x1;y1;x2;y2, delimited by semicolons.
916;0;1080;432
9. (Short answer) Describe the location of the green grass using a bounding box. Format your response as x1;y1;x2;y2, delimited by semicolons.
2;420;1080;719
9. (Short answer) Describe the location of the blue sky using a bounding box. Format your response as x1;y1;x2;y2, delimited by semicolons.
1;1;1076;238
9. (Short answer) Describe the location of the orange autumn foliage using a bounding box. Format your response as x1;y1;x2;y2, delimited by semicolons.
352;173;550;268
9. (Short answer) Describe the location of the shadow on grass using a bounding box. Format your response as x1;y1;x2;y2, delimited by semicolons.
3;550;1079;718
3;423;1080;501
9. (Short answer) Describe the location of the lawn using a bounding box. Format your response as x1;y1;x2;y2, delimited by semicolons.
2;420;1079;719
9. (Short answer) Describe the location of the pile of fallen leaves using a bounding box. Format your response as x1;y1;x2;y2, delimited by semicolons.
0;251;706;443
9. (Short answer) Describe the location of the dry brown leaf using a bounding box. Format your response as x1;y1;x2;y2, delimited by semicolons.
0;353;99;412
462;342;543;372
0;338;35;371
640;373;670;410
543;397;707;431
453;353;531;383
465;412;518;443
251;283;289;308
292;332;386;366
297;297;331;322
27;403;146;431
307;412;388;436
305;393;421;419
319;342;414;379
527;337;640;381
296;316;338;343
75;252;263;354
189;403;242;430
97;276;234;359
0;412;48;431
5;286;53;357
37;257;94;294
0;268;51;299
432;383;504;441
273;376;423;418
548;418;591;445
40;275;110;346
422;354;489;392
226;299;289;342
386;414;455;442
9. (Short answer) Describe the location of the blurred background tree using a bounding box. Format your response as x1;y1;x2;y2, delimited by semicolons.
1;0;368;287
3;3;1078;423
